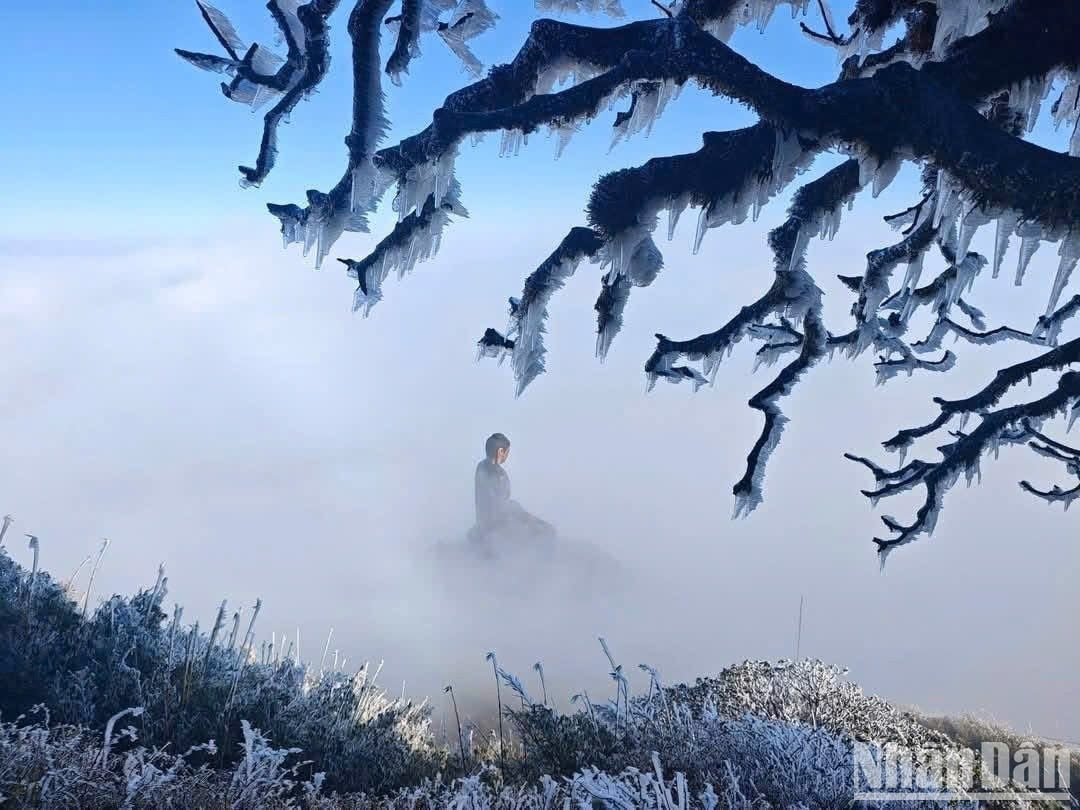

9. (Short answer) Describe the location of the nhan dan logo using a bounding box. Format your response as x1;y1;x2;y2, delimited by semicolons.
853;740;1073;803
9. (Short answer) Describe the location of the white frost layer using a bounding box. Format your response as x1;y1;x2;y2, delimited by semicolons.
507;254;593;394
610;80;680;150
351;204;456;316
1051;71;1080;156
391;149;459;223
534;0;625;16
693;129;814;254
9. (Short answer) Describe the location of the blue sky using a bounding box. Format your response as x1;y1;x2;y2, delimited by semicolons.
1;0;843;237
2;1;1078;738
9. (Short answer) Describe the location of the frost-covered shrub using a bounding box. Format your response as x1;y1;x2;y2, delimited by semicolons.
502;657;1065;808
0;707;327;808
2;549;1072;808
0;550;442;795
667;659;947;746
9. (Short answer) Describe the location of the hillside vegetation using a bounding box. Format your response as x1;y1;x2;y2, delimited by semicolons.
0;548;1073;808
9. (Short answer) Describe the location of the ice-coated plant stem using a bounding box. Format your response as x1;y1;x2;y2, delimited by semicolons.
82;538;110;618
64;552;92;595
204;599;227;670
0;514;13;547
599;636;628;731
99;707;144;765
25;534;39;613
227;598;261;706
534;661;549;708
486;651;505;770
145;564;166;621
227;608;241;651
182;621;200;705
319;627;334;673
445;684;467;769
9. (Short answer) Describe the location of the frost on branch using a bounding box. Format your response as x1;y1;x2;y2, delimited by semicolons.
535;0;626;18
478;227;604;395
1020;428;1080;508
338;179;466;315
177;0;336;188
645;159;863;512
179;0;1080;558
851;348;1080;563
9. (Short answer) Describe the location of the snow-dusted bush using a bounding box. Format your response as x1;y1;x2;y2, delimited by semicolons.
0;550;442;796
666;659;946;746
2;549;1072;807
499;656;1071;808
0;706;327;808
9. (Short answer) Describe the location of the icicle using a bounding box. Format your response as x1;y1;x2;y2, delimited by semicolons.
932;171;951;228
551;122;578;158
692;207;709;255
819;204;842;241
992;211;1018;278
667;196;689;242
787;227;810;273
871;157;903;198
956;206;991;263
1052;72;1080;155
499;129;525;157
931;0;1001;57
899;253;925;321
627;236;664;287
1015;222;1043;285
1045;232;1080;317
1008;72;1054;133
610;80;675;149
769;128;804;192
393;150;458;222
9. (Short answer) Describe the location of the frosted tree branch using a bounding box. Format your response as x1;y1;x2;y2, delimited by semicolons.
178;0;343;188
854;370;1080;561
179;0;1080;557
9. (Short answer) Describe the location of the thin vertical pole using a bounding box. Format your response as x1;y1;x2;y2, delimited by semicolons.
795;595;804;661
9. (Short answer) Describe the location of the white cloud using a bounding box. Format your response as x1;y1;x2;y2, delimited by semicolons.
1;206;1077;740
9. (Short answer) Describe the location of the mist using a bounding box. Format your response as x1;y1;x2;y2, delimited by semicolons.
2;163;1078;742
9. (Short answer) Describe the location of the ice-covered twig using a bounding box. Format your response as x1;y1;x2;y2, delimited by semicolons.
873;342;955;383
799;0;849;46
498;667;535;707
735;308;828;515
1019;426;1080;508
852;218;937;333
274;14;685;265
337;184;465;314
884;336;1080;453
649;161;862;511
82;537;110;618
860;371;1080;561
477;327;514;362
385;0;422;82
912;318;1047;354
843;453;932;485
883;189;934;236
478;226;604;392
1034;294;1080;344
177;0;341;187
181;0;1080;560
